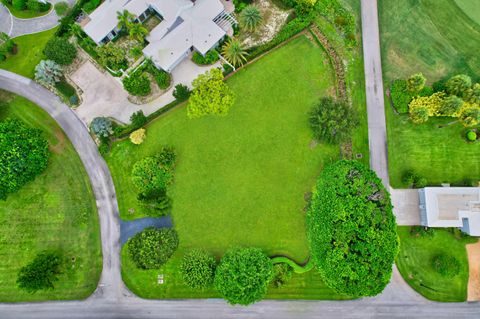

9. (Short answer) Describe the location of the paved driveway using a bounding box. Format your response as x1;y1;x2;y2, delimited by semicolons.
390;188;421;225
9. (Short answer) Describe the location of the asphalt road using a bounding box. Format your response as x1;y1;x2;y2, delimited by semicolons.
0;3;60;38
1;0;480;317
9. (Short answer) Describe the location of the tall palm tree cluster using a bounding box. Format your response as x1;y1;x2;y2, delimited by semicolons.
117;10;149;43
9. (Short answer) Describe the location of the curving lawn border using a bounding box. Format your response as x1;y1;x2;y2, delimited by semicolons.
1;0;52;19
271;256;315;274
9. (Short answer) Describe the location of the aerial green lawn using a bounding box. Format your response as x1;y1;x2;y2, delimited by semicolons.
396;227;476;302
0;27;56;79
109;35;354;299
0;0;52;19
0;91;102;301
378;0;480;82
453;0;480;26
386;105;480;187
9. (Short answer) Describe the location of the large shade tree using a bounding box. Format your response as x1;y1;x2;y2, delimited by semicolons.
214;247;273;305
17;251;63;293
0;118;49;200
187;68;235;118
306;160;399;297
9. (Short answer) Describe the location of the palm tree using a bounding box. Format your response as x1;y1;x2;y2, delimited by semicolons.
129;23;149;42
221;38;248;67
239;5;262;32
117;10;135;31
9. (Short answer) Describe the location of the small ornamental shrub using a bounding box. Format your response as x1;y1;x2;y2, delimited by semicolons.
90;117;113;138
460;104;480;127
131;156;173;195
0;118;49;200
130;110;147;129
96;44;127;70
406;73;426;93
239;5;262;31
439;95;463;117
127;227;179;269
54;2;69;16
12;0;26;10
446;74;472;97
390;79;412;114
129;128;146;145
271;263;293;288
467;130;477;141
17;251;63;293
214;247;273;305
44;37;77;65
35;60;62;86
466;83;480;105
154;70;171;90
402;170;427;188
192;50;219;65
432;254;460;278
180;249;216;290
308;97;358;144
129;46;143;59
122;73;151;96
306;160;398;297
173;84;191;102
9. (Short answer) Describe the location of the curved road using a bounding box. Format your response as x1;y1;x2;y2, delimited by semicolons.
1;0;480;317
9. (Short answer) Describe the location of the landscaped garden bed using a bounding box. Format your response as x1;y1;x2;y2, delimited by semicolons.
396;226;477;302
0;91;102;301
1;0;51;19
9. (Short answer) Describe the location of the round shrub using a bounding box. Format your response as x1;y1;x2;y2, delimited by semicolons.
180;249;216;290
127;227;179;269
432;254;460;278
44;37;77;65
131;155;173;195
129;128;146;145
467;130;477;141
0;118;50;200
154;71;171;90
122;73;151;96
214;247;273;305
173;84;191;102
90;117;113;138
306;160;398;297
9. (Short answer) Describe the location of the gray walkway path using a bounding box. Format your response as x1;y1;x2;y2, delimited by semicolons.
120;217;172;245
0;3;60;38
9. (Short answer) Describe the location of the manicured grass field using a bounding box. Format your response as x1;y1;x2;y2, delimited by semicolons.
396;227;476;302
0;91;102;301
0;28;56;78
454;0;480;25
386;106;480;187
1;0;52;19
109;36;353;299
378;0;480;82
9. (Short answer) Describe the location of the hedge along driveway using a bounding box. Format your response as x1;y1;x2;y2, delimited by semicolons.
109;35;351;299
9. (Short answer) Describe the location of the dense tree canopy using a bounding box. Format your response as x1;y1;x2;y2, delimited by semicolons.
17;251;63;293
187;68;235;118
0;118;49;200
407;73;426;93
214;247;273;305
180;249;217;290
446;74;472;97
306;160;398;297
308;97;357;144
127;227;179;269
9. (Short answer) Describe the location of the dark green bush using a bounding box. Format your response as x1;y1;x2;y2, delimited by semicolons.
127;227;179;269
44;37;77;65
271;263;293;288
17;251;63;293
154;71;171;90
54;2;69;16
123;73;151;96
130;110;147;129
214;247;273;305
390;80;412;114
432;254;460;278
0;54;5;61
12;0;26;10
192;50;219;65
181;249;216;290
0;118;50;200
306;160;398;297
82;0;100;13
173;84;191;102
402;170;427;188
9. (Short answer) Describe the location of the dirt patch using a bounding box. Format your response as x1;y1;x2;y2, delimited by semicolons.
467;240;480;301
49;129;66;154
240;0;291;48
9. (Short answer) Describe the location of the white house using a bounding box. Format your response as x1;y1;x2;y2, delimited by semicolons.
419;187;480;236
80;0;236;72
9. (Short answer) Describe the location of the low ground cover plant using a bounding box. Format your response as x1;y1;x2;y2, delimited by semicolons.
0;118;49;200
127;227;179;269
307;160;398;297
